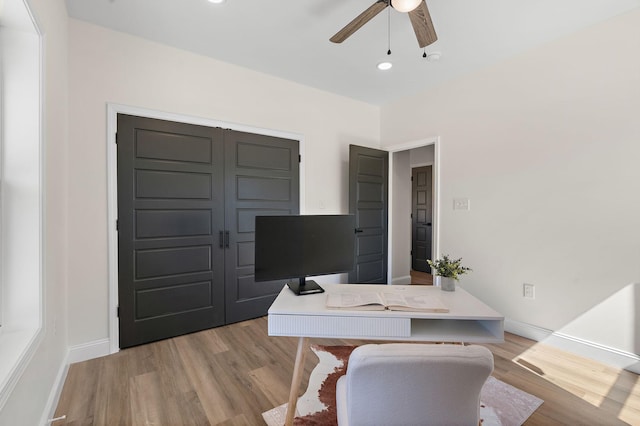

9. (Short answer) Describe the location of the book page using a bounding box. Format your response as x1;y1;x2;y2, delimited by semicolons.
326;292;384;309
379;292;407;307
381;293;449;312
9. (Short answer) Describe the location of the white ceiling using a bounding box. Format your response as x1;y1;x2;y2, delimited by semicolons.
64;0;640;105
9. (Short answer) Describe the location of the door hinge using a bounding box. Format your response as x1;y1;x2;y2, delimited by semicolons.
116;219;119;231
298;154;301;163
115;133;118;144
411;176;413;181
117;306;120;317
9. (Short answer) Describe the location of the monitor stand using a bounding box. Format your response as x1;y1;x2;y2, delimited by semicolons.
287;278;324;296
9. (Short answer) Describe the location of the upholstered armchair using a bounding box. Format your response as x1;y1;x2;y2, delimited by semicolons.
335;343;494;426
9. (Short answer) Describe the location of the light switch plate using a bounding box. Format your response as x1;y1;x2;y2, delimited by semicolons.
523;283;535;299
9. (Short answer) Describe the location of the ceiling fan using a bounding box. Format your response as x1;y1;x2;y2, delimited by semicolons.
330;0;437;48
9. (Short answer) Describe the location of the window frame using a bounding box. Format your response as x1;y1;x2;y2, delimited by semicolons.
0;0;45;410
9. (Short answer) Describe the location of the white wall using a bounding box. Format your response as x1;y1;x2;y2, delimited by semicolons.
0;0;69;424
67;19;380;347
410;145;434;168
381;9;640;366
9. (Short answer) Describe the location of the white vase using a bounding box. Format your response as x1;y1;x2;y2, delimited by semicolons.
436;276;456;291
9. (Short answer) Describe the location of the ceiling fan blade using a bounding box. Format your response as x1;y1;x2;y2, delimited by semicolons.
330;0;389;44
408;1;437;48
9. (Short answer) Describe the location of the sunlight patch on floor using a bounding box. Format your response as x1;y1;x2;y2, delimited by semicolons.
512;342;640;424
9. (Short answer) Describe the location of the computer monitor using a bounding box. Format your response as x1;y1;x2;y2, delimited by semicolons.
254;214;356;295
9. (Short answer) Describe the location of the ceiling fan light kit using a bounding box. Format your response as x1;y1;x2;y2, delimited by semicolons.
330;0;438;49
391;0;421;13
377;62;393;71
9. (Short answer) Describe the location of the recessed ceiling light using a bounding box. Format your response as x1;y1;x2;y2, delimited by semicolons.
377;62;393;71
208;0;226;4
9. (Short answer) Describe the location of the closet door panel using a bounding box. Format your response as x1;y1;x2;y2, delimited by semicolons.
117;114;225;348
223;131;300;323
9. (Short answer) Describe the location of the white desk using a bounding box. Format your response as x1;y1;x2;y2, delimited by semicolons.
268;283;504;425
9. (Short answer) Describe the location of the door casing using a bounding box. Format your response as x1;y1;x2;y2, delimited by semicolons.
385;138;440;284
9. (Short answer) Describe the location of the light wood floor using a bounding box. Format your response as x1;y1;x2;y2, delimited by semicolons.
410;269;433;285
53;315;639;425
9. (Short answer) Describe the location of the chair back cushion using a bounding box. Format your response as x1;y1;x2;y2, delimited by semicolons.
336;343;494;426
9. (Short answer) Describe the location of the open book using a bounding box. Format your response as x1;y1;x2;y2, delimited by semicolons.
326;292;449;313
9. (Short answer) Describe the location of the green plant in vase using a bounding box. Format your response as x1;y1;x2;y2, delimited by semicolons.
427;255;471;291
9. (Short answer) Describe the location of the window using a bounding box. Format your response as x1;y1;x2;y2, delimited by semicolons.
0;0;43;409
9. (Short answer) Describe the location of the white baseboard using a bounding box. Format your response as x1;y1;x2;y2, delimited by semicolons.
39;339;112;425
67;338;111;364
392;275;411;285
505;319;640;374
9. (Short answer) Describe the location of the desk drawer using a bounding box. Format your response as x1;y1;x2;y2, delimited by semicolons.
268;314;411;339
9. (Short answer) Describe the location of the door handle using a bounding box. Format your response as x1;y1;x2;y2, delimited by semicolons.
355;228;364;233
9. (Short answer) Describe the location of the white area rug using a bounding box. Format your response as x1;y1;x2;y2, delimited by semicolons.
262;345;543;426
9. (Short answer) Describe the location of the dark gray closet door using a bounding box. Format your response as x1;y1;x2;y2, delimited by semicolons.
348;145;389;284
117;114;225;348
224;131;300;323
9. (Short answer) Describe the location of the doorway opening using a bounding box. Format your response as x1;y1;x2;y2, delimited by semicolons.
387;139;438;286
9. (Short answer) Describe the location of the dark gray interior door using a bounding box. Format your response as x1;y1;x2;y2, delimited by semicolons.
223;131;299;323
117;114;225;348
348;145;389;284
412;166;433;273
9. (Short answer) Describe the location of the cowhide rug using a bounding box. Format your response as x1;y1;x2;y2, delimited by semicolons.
262;345;543;426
